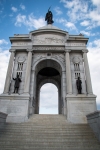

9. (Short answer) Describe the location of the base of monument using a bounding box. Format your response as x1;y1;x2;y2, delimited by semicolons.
0;93;97;124
0;93;29;123
65;94;97;124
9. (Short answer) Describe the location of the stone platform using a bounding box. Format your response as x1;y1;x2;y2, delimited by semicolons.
0;114;100;150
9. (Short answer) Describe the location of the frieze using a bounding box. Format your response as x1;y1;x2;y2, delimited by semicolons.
12;42;32;46
33;34;65;45
32;47;65;51
33;37;64;44
66;43;85;46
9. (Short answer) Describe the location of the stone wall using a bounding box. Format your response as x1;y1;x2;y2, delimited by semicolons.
86;111;100;142
0;112;7;128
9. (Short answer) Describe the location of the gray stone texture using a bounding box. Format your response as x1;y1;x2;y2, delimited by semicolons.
87;111;100;142
0;112;7;128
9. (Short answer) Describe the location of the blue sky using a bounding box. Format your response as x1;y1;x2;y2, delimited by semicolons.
0;0;100;113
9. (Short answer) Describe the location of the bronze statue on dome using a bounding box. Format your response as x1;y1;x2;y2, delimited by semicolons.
45;7;54;24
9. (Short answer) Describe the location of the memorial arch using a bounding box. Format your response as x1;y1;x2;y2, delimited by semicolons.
0;24;97;123
31;59;65;115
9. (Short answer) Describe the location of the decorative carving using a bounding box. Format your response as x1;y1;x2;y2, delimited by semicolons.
32;46;65;51
17;56;26;63
33;36;65;44
32;53;46;65
32;53;65;71
82;49;88;53
52;53;65;63
12;42;31;46
66;43;85;46
72;56;80;64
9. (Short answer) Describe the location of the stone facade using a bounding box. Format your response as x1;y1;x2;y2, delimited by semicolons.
0;112;7;128
0;24;97;123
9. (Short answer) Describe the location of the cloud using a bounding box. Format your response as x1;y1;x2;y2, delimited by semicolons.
80;30;95;36
87;39;100;105
54;6;63;15
60;0;100;29
20;4;25;10
56;18;77;31
40;83;58;114
0;49;10;94
0;39;8;45
88;10;100;26
80;20;90;26
65;22;77;30
11;6;18;12
15;13;46;29
60;0;88;21
91;0;100;6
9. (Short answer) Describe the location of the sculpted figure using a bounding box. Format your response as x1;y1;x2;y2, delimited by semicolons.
13;74;21;93
76;77;82;94
45;8;54;24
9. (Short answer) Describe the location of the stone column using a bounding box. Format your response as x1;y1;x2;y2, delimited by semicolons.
83;50;93;94
3;50;15;94
61;71;66;115
24;50;32;94
65;50;72;94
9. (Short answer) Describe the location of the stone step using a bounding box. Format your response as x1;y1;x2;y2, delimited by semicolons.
2;146;99;150
0;114;100;150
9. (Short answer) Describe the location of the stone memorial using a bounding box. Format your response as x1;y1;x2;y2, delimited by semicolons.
0;11;97;123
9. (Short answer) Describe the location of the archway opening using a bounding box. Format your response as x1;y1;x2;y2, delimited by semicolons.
34;59;63;114
39;83;58;114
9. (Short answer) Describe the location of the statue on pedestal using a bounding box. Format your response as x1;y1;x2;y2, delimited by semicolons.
13;74;21;93
45;7;54;24
76;77;82;94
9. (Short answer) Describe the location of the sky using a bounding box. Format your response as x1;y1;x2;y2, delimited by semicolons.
0;0;100;114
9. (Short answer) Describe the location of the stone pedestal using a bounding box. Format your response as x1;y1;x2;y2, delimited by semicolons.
86;111;100;141
66;94;97;123
0;94;29;123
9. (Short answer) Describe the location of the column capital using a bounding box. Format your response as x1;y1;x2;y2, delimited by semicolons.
82;49;88;53
9;49;16;52
65;49;71;53
26;48;33;52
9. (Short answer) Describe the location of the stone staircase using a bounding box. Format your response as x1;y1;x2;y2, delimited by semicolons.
0;114;100;150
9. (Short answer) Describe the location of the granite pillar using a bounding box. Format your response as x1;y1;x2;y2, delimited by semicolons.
83;50;93;94
65;50;72;94
3;51;15;94
24;50;32;94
